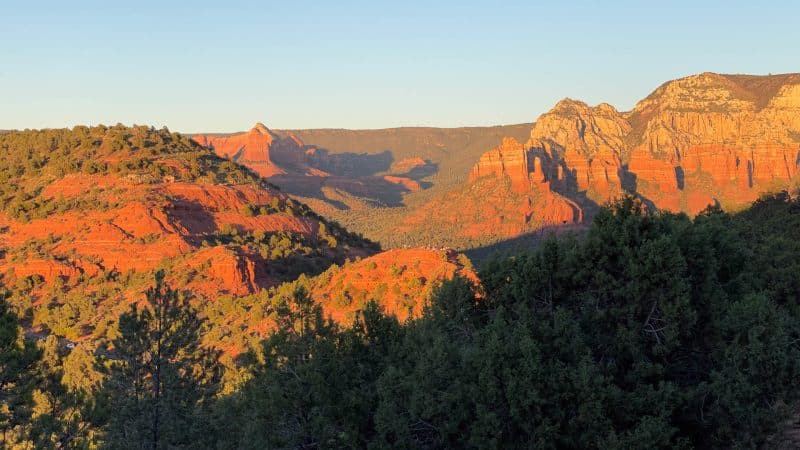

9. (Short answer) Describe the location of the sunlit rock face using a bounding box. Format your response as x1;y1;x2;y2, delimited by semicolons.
468;137;532;193
0;174;334;296
409;73;800;244
514;73;800;214
625;73;800;212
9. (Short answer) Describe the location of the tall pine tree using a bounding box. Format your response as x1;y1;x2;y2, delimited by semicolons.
101;271;220;449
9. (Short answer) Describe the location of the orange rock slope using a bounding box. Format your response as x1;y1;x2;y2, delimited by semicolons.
309;248;478;324
0;125;483;361
0;173;358;298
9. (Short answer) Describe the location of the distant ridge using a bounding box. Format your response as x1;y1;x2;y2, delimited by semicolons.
183;122;533;137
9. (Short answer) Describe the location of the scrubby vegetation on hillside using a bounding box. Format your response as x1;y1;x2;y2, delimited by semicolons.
0;124;263;222
0;125;379;369
3;192;800;448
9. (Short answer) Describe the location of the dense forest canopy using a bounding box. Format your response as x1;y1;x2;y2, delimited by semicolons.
2;192;799;448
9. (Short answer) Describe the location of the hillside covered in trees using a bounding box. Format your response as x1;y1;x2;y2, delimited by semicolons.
0;125;389;371
3;191;800;448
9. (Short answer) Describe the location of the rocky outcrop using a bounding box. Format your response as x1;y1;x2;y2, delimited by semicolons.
389;157;428;175
626;73;800;212
516;73;800;214
394;73;800;246
382;175;422;191
527;100;629;201
186;247;260;296
398;140;581;243
6;258;84;283
469;137;532;192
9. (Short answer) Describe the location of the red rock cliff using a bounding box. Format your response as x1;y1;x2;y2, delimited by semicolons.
516;73;800;214
402;73;800;245
527;100;629;202
468;137;532;192
627;73;800;212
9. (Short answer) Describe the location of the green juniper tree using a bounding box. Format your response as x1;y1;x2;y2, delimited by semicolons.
0;291;40;446
213;284;403;449
101;271;220;449
27;336;100;449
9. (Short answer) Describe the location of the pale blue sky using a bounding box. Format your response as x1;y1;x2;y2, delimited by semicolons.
1;1;797;132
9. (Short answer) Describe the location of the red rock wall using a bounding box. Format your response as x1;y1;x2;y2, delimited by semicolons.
468;137;531;193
